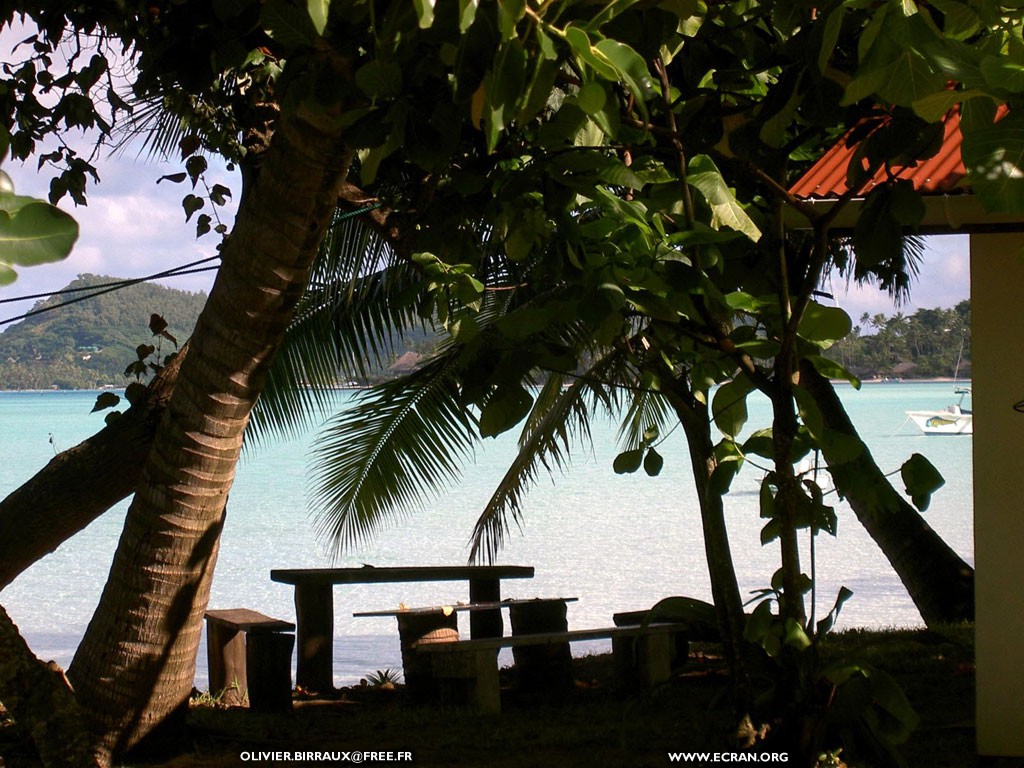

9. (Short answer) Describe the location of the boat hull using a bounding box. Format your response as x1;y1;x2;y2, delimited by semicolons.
905;408;973;435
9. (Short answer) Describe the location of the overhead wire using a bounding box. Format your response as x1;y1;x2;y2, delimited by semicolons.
0;256;221;327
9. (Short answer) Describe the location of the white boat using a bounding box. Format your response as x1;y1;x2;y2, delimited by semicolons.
905;387;973;435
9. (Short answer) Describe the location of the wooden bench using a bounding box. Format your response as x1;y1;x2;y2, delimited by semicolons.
204;608;295;711
355;598;578;700
270;565;534;691
415;622;688;714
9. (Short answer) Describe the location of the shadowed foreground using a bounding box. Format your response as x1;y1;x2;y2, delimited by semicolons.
1;629;978;767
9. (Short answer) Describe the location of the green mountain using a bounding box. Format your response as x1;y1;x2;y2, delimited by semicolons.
0;274;207;390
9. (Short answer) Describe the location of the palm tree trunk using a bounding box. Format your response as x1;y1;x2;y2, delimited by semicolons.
67;98;355;765
0;604;94;767
799;360;974;624
0;350;182;591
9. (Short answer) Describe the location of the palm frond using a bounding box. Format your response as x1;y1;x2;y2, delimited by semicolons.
467;348;631;563
828;232;925;307
309;352;478;557
616;384;676;451
248;211;427;447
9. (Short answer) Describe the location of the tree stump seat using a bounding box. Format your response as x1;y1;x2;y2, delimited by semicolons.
204;608;295;712
415;622;689;714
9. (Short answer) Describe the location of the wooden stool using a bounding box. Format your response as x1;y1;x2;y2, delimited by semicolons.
204;608;295;711
396;610;459;702
508;599;573;697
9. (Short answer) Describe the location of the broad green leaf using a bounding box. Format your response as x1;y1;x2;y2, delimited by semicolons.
980;55;1024;94
643;447;664;477
901;452;945;511
261;0;317;49
783;617;812;650
458;0;478;33
413;0;435;28
687;155;762;242
307;0;330;35
564;26;617;81
613;448;644;474
479;384;533;438
817;5;845;74
804;355;861;389
593;39;656;104
355;59;403;99
711;375;753;438
0;262;15;285
792;386;824;439
962;114;1024;215
798;302;852;346
0;198;78;267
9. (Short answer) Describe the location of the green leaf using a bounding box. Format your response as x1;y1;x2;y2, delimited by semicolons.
185;155;208;188
210;184;232;206
711;375;753;438
817;5;845;73
592;39;656;104
783;617;812;650
413;0;435;28
0;198;78;267
687;155;762;242
182;194;205;222
479;384;533;438
156;172;188;184
816;586;854;637
962;113;1024;215
307;0;330;35
91;391;121;413
798;302;852;346
613;448;644;474
643;447;664;477
901;452;945;511
261;0;317;49
355;59;403;100
805;355;861;388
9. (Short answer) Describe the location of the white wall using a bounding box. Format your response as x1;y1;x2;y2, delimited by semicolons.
971;232;1024;756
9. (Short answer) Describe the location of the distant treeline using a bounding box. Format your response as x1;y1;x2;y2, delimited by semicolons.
830;300;971;379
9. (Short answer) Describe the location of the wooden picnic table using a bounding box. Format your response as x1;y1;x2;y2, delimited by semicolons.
270;565;534;691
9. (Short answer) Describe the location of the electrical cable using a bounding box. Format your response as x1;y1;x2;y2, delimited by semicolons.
0;262;219;327
0;255;221;305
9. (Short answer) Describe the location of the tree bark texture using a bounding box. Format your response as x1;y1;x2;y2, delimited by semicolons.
799;360;974;624
0;604;95;767
663;385;752;704
0;350;183;592
66;94;355;765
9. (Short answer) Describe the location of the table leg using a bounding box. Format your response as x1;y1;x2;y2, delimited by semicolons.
468;578;503;638
294;582;334;692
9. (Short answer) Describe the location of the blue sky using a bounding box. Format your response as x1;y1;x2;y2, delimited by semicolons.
0;150;972;331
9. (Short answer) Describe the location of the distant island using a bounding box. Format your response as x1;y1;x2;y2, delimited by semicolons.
0;274;207;391
0;274;438;391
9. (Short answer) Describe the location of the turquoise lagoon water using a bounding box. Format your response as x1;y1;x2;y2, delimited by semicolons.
0;383;974;688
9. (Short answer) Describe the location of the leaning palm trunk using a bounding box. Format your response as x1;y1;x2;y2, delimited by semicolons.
798;361;974;624
0;604;94;767
67;100;354;764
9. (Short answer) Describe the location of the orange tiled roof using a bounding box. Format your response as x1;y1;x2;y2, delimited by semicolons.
789;108;980;199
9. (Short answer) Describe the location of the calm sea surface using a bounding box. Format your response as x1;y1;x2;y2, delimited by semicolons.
0;383;973;687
